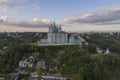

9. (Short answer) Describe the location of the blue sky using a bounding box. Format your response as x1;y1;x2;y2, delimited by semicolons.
0;0;120;32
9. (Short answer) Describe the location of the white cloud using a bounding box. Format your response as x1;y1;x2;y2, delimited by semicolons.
0;0;28;12
32;18;50;23
32;18;40;23
64;6;120;25
0;16;8;22
41;19;50;23
0;0;40;12
0;16;51;28
0;0;12;12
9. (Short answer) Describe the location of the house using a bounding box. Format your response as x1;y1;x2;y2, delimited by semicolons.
36;60;46;69
2;46;7;50
19;59;28;68
27;56;35;67
104;48;110;54
19;56;35;68
49;64;58;73
41;76;72;80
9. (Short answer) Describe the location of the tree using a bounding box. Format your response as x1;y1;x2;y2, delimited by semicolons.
73;73;83;80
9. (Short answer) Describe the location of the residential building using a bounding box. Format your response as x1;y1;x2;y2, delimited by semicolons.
41;76;72;80
36;60;46;69
104;48;110;54
19;56;35;68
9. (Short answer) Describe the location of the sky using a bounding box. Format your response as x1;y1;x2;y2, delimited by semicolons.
0;0;120;32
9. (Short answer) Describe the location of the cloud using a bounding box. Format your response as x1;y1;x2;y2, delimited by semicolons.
0;0;40;12
0;0;12;12
64;6;120;25
32;18;50;23
0;16;8;23
0;0;28;12
0;16;51;28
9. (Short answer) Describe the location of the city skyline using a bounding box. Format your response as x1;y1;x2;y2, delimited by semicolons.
0;0;120;32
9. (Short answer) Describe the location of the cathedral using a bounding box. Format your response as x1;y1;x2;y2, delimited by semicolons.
47;22;68;44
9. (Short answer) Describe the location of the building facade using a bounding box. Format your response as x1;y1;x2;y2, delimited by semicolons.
48;22;68;44
38;22;83;46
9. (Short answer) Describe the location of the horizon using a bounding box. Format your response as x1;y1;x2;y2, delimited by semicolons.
0;0;120;32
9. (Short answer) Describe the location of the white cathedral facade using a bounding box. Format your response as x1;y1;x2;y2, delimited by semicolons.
47;22;68;44
38;22;83;46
